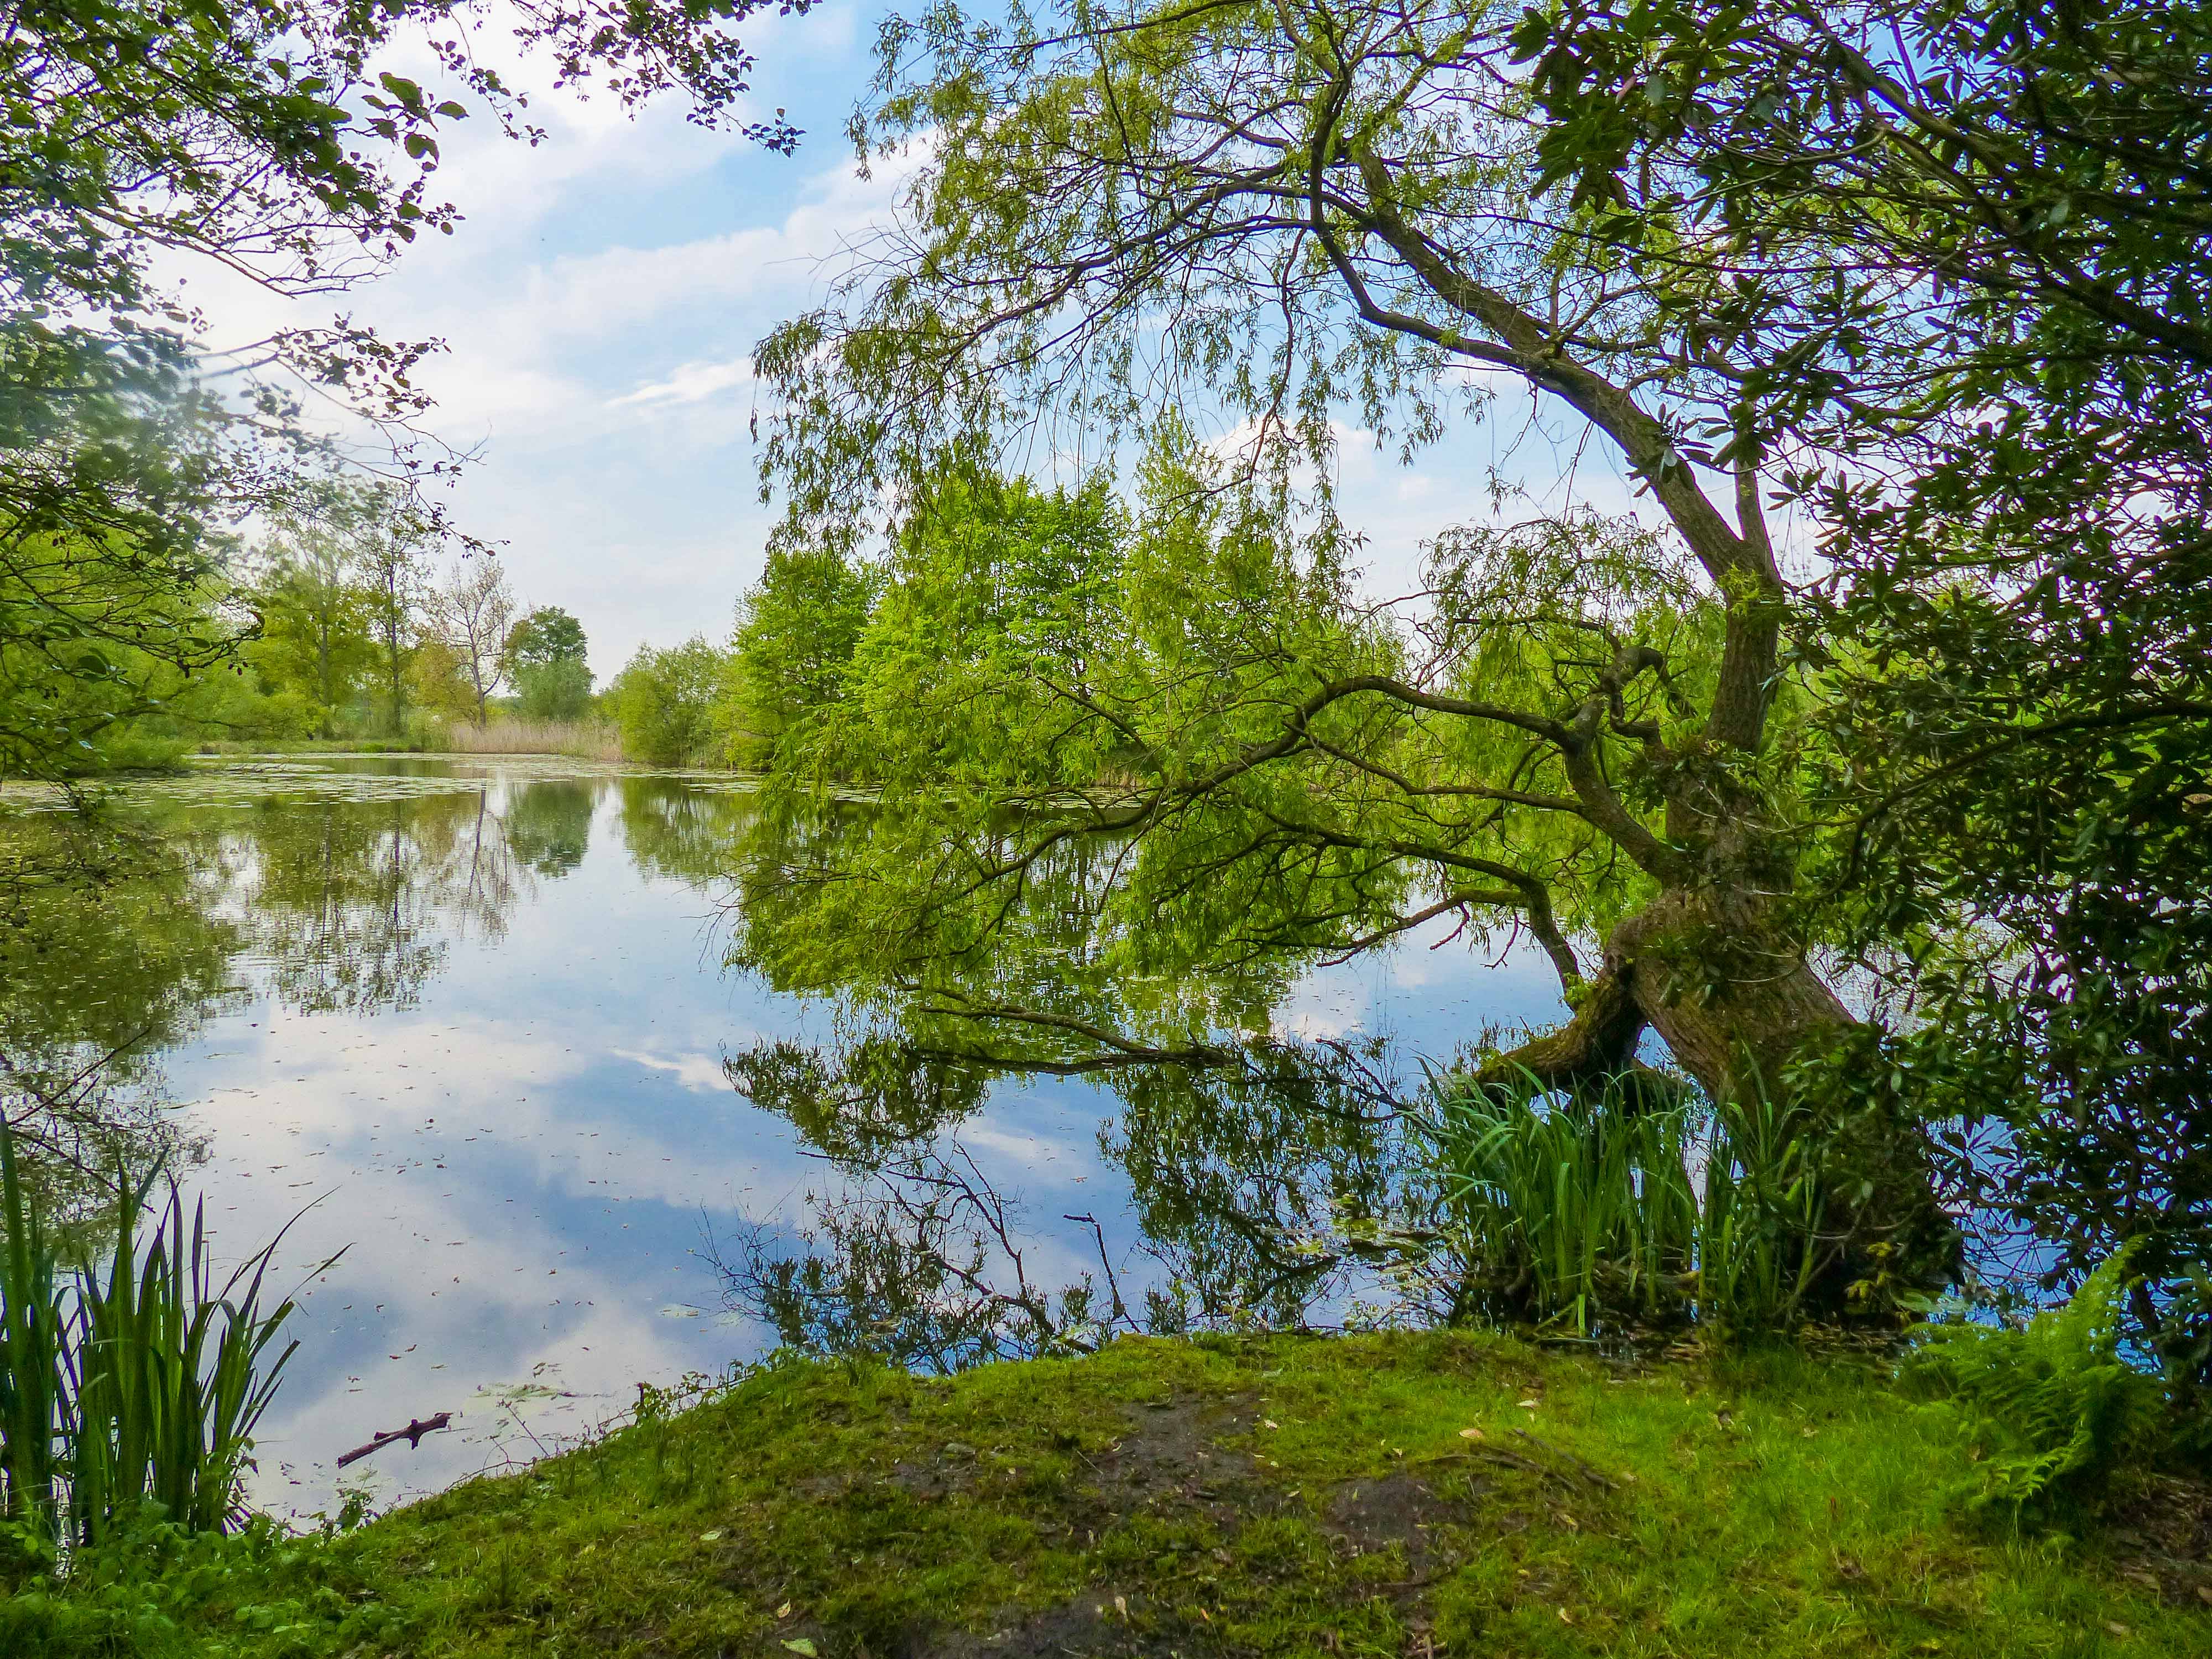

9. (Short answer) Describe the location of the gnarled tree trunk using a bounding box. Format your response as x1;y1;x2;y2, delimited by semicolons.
1474;883;1954;1318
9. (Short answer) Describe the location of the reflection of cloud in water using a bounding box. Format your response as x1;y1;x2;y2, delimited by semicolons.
610;1046;738;1094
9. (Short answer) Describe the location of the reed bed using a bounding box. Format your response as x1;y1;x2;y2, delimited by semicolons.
435;718;627;761
1428;1070;1828;1338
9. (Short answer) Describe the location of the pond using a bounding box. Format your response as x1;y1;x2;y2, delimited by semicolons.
0;756;1569;1516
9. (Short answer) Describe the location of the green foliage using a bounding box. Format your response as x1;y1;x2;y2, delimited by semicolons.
726;546;875;766
2;0;805;793
513;658;594;722
64;1173;325;1544
0;1121;64;1569
1431;1077;1696;1335
502;607;589;676
0;528;241;778
1509;0;2212;1376
505;608;594;721
1430;1073;1841;1337
1901;1249;2163;1523
607;638;728;765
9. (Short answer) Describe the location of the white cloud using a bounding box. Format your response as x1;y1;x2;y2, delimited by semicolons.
610;358;755;409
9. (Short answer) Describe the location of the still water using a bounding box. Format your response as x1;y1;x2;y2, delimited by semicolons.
4;757;1567;1516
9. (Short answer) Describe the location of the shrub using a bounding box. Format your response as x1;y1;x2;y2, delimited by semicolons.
607;637;731;767
1900;1246;2161;1522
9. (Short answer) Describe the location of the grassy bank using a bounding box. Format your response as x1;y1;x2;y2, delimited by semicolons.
7;1332;2206;1657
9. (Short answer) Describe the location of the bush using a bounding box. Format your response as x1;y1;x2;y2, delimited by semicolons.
1900;1247;2161;1522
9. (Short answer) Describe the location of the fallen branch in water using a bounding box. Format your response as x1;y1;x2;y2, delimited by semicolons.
336;1412;453;1468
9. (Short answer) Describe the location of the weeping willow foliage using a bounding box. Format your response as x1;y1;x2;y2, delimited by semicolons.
727;433;1738;1070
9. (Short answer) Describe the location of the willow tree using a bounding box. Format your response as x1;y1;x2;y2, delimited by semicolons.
748;0;1955;1284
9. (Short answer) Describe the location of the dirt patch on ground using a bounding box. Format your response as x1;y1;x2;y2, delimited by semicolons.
921;1593;1209;1659
2111;1472;2212;1611
1074;1394;1279;1530
1322;1472;1480;1578
883;1438;985;1501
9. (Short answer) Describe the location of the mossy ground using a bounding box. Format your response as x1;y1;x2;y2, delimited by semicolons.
7;1331;2208;1657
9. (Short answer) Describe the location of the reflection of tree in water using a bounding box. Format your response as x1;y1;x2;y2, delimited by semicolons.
708;787;1455;1364
0;778;574;1199
233;792;497;1015
501;779;596;876
717;1032;1442;1371
0;812;242;1216
225;778;614;1014
613;777;763;888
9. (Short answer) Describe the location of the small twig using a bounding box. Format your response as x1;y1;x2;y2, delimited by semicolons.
336;1412;453;1468
1511;1427;1620;1490
1413;1446;1547;1476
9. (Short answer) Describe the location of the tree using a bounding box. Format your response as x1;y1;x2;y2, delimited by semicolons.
503;607;590;676
727;546;877;766
609;638;732;765
406;633;479;724
2;0;812;788
1508;0;2212;1380
431;557;518;724
503;607;594;721
345;486;440;735
748;0;1960;1303
249;519;374;739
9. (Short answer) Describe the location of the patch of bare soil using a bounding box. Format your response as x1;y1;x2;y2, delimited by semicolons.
1323;1471;1481;1579
2110;1472;2212;1611
922;1593;1211;1659
884;1438;984;1501
1078;1395;1279;1530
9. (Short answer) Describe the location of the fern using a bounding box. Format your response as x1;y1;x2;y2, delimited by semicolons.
1901;1247;2158;1521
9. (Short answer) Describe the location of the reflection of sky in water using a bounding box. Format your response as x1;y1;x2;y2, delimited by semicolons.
113;759;1569;1516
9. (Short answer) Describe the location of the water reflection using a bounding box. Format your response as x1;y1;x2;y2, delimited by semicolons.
0;758;1567;1515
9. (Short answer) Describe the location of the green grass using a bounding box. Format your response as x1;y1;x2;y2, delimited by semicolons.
3;1332;2204;1657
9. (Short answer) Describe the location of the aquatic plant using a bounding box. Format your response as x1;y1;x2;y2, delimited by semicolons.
1428;1068;1835;1337
1428;1075;1698;1336
0;1117;330;1563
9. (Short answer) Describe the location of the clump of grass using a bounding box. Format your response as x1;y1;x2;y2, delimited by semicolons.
1430;1076;1698;1334
1428;1071;1834;1338
0;1119;330;1568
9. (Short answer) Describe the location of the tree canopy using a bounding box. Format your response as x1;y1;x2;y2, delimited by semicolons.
2;0;813;786
729;0;2210;1339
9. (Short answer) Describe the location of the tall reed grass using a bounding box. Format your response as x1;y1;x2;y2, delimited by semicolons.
434;718;626;761
0;1121;330;1564
1428;1068;1829;1338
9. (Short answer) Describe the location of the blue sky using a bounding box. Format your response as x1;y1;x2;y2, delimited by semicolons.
208;3;1663;681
